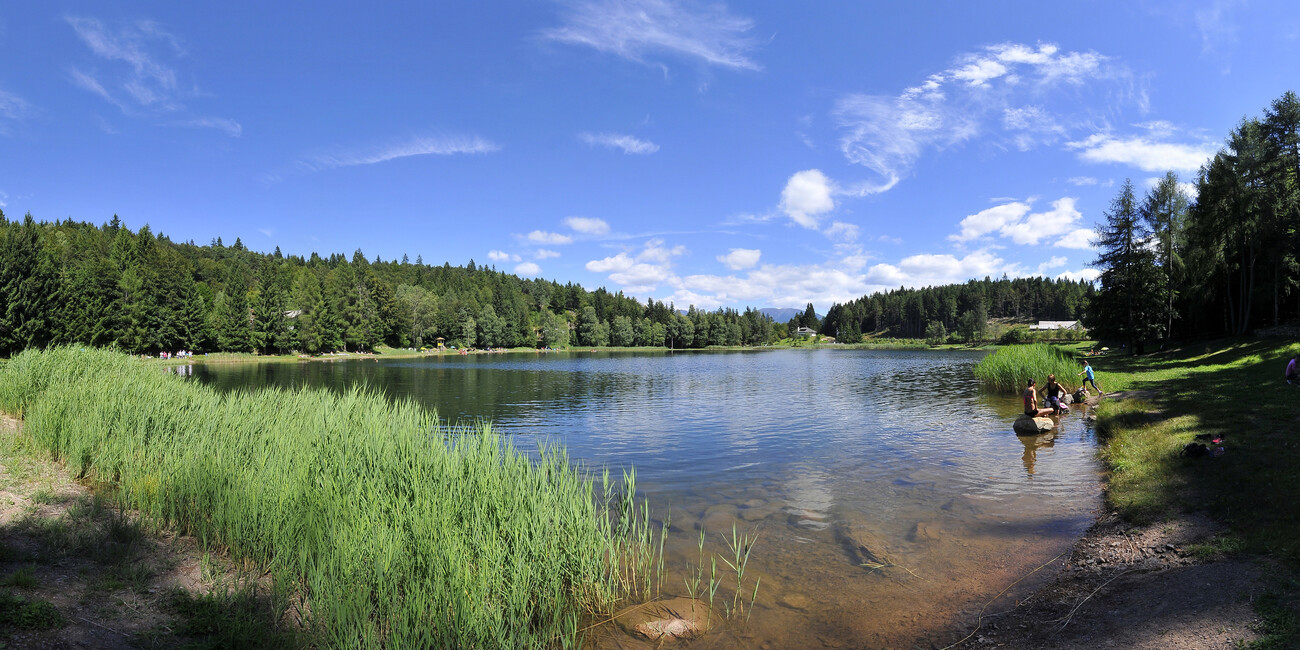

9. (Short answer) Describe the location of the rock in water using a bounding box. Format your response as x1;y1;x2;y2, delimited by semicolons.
1013;415;1055;435
617;597;713;641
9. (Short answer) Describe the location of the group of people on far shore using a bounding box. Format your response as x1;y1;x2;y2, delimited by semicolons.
1023;360;1104;418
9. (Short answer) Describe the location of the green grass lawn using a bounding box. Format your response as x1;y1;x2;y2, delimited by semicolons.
1089;338;1300;565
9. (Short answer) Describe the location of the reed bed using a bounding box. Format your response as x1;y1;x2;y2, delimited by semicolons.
973;343;1081;394
0;347;662;648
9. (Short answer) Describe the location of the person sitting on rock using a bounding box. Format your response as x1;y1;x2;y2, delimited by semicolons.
1044;374;1068;414
1023;378;1054;417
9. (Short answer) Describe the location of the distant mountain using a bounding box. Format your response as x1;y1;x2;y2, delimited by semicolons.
759;307;822;322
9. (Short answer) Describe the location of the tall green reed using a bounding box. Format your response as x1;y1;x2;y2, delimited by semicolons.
973;343;1081;394
0;347;663;647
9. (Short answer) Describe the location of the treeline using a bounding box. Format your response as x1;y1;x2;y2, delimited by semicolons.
0;215;780;356
1088;91;1300;350
800;276;1094;343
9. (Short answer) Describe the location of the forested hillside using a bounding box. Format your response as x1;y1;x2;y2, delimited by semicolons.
0;215;780;356
0;212;1106;357
802;277;1094;342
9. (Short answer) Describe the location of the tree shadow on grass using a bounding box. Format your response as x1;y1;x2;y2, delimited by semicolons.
1102;338;1300;565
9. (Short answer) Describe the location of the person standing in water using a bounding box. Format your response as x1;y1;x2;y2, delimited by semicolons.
1023;378;1054;417
1078;360;1103;396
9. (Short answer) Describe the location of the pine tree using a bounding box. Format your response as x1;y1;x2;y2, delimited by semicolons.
1087;179;1167;352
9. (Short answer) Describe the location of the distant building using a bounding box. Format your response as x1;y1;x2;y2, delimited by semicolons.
1029;320;1081;331
795;326;817;337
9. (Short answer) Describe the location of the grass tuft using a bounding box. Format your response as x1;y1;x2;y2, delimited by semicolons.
0;346;662;647
973;343;1083;394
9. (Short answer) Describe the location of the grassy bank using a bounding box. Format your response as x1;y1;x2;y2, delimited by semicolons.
0;347;661;648
1088;340;1300;560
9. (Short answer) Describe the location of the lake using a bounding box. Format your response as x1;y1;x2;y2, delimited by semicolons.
193;348;1101;647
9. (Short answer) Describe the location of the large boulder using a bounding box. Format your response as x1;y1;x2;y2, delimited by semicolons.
1013;415;1055;435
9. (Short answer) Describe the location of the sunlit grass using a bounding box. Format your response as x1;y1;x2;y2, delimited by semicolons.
973;343;1082;394
1094;340;1300;564
0;346;663;647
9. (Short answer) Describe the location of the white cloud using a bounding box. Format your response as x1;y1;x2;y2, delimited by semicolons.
1067;132;1214;172
717;248;761;270
951;202;1032;242
585;238;686;294
296;134;499;173
1057;268;1101;283
1055;228;1096;249
527;230;574;245
0;190;7;208
578;132;659;154
563;216;610;235
834;42;1137;194
543;0;761;71
951;198;1087;248
488;250;521;263
515;262;542;276
1000;198;1083;245
535;248;562;259
780;169;835;228
1036;256;1068;274
865;250;1017;289
1068;176;1098;186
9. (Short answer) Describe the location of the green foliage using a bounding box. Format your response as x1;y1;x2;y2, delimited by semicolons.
0;590;65;630
973;343;1081;394
923;319;946;345
166;587;299;650
0;347;664;647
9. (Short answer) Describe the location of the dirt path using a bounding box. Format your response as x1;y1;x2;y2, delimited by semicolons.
0;414;301;648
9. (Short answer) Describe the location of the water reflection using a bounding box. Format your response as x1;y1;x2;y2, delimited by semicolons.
193;349;1102;647
1018;431;1057;477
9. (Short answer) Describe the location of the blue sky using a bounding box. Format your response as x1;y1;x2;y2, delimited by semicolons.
2;2;1297;311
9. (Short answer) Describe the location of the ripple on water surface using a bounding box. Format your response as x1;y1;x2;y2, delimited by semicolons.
195;348;1101;647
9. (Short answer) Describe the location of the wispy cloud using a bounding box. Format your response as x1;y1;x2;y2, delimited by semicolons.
579;132;659;154
292;134;500;175
66;16;184;111
543;0;761;71
66;16;240;134
488;250;522;263
0;88;34;135
564;216;611;235
535;248;562;259
180;116;242;137
527;230;574;245
834;42;1140;195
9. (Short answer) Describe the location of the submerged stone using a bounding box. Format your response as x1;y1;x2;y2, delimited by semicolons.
617;597;713;641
